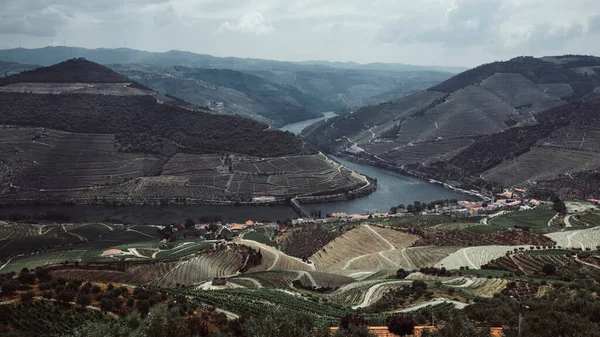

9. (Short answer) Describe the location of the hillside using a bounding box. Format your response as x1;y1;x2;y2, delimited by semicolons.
0;59;368;204
110;64;333;126
413;98;600;198
0;46;453;126
0;60;38;77
0;46;464;73
304;55;600;196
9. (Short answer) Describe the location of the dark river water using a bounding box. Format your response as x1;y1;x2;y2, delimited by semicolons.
0;114;469;223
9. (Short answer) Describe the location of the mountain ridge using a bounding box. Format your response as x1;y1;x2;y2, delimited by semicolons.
303;55;600;198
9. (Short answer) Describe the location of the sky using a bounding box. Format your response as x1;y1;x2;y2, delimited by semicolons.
1;0;600;67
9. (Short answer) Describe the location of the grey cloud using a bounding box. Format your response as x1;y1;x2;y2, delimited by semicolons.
0;2;68;37
379;0;504;47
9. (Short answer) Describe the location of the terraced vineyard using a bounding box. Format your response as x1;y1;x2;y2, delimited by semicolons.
0;223;41;240
412;228;555;247
442;277;508;298
483;249;572;275
50;261;179;284
153;250;243;287
483;147;600;187
546;227;600;249
435;245;534;270
310;225;419;273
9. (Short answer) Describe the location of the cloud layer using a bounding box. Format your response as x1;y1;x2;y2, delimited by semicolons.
0;0;599;67
218;13;273;35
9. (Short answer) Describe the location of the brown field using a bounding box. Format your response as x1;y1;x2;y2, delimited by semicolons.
310;225;419;273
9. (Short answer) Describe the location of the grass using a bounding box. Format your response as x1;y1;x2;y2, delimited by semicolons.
1;250;87;273
243;227;278;248
459;269;514;278
154;239;215;259
488;208;556;233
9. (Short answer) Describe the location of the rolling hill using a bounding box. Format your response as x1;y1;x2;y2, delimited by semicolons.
0;60;38;77
109;64;334;126
304;55;600;197
0;46;453;126
0;59;368;204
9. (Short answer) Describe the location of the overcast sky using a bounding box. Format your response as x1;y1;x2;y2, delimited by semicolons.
1;0;600;67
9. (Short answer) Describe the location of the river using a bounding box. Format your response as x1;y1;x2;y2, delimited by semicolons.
279;111;338;134
0;114;470;223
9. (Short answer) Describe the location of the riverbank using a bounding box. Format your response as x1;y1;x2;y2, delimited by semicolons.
327;150;490;201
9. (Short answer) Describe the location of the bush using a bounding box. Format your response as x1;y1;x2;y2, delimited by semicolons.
387;315;415;336
20;290;35;303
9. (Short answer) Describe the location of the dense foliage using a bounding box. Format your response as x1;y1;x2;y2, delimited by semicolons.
0;59;141;87
429;56;600;101
0;92;312;158
414;98;600;194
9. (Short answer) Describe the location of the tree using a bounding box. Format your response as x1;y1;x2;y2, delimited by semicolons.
334;325;377;337
387;315;415;337
185;218;195;229
542;264;557;275
396;268;409;279
100;298;114;313
137;299;151;317
406;204;415;213
244;306;316;337
76;293;92;308
398;204;405;210
340;314;367;331
1;280;20;295
56;290;75;304
20;290;35;303
422;313;492;337
389;207;398;214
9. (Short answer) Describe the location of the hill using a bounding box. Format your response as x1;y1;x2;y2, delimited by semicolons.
0;46;453;126
0;60;38;77
110;64;334;126
0;59;368;204
0;46;463;73
303;55;600;197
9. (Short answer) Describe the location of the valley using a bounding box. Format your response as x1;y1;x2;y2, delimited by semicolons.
2;46;600;337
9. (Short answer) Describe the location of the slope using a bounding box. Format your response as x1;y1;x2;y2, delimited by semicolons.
110;64;333;126
304;55;600;172
0;59;368;204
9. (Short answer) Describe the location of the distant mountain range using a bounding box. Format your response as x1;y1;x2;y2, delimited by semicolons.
0;59;368;204
0;60;37;77
0;47;454;126
303;55;600;198
0;46;466;73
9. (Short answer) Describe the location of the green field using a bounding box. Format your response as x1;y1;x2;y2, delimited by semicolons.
1;250;87;273
488;208;557;233
243;227;279;247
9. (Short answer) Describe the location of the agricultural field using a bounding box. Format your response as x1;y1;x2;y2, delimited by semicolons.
483;249;572;276
242;226;279;248
545;227;600;249
486;208;557;233
0;125;367;203
434;245;534;270
309;225;419;273
412;227;555;246
153;250;243;287
482;147;600;187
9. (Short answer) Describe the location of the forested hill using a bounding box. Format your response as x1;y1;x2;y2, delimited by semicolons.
0;59;311;158
303;54;600;197
0;58;134;86
429;55;600;100
410;97;600;198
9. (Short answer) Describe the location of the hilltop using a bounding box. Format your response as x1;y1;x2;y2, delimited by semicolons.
304;55;600;197
0;59;369;204
0;46;453;126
